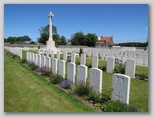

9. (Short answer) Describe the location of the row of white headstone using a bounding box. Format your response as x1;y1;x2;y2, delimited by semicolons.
5;46;22;59
82;48;148;67
26;51;131;105
106;56;136;78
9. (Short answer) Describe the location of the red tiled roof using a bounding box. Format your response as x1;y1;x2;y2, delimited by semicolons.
98;37;112;43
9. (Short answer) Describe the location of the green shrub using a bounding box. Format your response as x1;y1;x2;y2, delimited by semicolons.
76;59;80;65
86;63;92;68
21;58;27;63
28;62;39;70
67;58;71;62
73;81;93;96
102;100;137;112
88;90;111;104
13;54;20;59
50;74;64;84
113;64;125;74
99;65;106;72
41;71;51;77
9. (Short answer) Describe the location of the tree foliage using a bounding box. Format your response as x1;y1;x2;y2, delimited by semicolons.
37;33;48;45
70;32;85;45
69;32;98;47
37;24;67;45
86;33;98;47
53;34;60;45
4;35;31;44
118;42;148;47
60;35;67;45
38;24;57;35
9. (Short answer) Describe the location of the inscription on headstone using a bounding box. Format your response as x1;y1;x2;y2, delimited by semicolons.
112;73;130;104
77;65;87;83
90;68;102;93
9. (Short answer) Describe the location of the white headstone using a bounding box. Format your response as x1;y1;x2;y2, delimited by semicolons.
57;51;60;60
52;58;57;74
111;73;131;104
38;54;41;67
30;52;32;62
63;52;67;61
125;58;136;78
90;68;102;93
46;57;51;68
51;50;54;59
142;57;148;67
107;56;115;73
35;54;38;65
43;55;46;67
41;55;44;67
67;62;76;83
77;65;87;83
136;58;142;66
92;55;98;68
59;60;65;78
26;52;29;61
80;54;86;65
38;49;40;54
46;49;49;57
71;53;76;63
32;53;35;63
121;57;127;64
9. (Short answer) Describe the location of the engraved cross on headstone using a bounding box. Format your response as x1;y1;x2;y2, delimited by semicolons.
116;92;123;101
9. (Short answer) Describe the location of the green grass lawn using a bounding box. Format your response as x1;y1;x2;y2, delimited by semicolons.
4;51;95;112
22;50;148;112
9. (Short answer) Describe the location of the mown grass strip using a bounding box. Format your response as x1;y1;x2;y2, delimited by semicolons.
4;51;95;112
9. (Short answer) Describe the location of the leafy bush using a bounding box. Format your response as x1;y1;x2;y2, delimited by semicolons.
67;58;71;62
13;54;20;59
21;58;27;63
75;59;80;65
60;79;73;89
28;62;39;70
73;81;93;96
41;71;51;77
113;58;125;74
88;90;111;104
50;74;64;84
99;65;106;72
86;63;92;68
113;64;125;74
102;100;137;112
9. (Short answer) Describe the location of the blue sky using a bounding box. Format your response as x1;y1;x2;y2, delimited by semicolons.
4;4;148;44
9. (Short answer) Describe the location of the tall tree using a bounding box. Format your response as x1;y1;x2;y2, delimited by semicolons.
69;32;97;46
38;24;57;35
70;32;86;45
23;35;31;42
38;24;58;45
53;34;60;45
37;33;49;45
86;33;98;47
7;36;17;44
60;36;67;45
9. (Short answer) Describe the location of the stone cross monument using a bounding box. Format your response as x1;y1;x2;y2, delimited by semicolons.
46;10;56;49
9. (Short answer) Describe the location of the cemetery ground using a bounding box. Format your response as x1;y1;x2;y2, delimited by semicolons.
4;51;95;112
4;50;148;112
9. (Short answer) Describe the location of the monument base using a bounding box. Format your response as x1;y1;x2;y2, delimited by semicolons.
46;39;55;49
46;40;59;53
